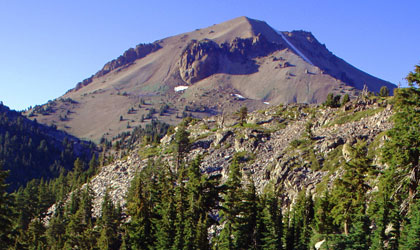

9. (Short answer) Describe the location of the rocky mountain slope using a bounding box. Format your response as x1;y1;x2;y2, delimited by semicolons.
67;95;393;217
25;17;395;142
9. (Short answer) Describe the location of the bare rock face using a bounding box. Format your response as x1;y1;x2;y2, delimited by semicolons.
99;43;162;77
72;43;161;91
179;39;220;83
179;34;283;84
227;33;280;59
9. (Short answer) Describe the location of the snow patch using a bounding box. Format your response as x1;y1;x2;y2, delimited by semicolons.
276;30;314;65
315;239;325;250
232;94;246;100
174;86;189;92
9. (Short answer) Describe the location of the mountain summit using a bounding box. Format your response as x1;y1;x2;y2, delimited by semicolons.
26;17;395;142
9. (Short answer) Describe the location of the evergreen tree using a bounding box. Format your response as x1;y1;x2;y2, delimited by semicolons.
379;86;390;97
45;202;66;250
153;164;176;249
174;125;190;172
288;191;314;250
314;191;336;236
341;93;350;106
97;188;121;250
64;186;95;249
331;140;373;235
323;93;341;108
126;164;159;250
382;65;420;199
26;218;47;249
233;178;259;250
173;161;188;250
400;188;420;249
0;163;15;248
238;106;248;125
283;210;295;250
261;191;283;250
370;185;400;249
217;156;243;250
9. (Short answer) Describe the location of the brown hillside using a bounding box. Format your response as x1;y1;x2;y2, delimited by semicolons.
25;16;395;142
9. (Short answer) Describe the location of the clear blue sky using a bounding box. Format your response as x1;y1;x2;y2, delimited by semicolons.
1;0;419;110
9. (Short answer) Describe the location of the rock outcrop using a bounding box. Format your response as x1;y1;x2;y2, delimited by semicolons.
179;34;283;83
47;100;393;219
72;43;161;91
179;39;220;83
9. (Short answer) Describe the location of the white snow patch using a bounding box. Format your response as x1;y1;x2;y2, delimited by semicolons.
233;94;246;100
276;30;314;65
174;86;189;92
263;102;270;105
315;239;325;250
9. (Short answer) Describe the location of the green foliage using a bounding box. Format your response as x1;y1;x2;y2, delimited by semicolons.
97;189;122;250
174;124;190;171
238;106;248;125
341;93;350;106
328;107;384;126
0;104;94;191
0;164;14;248
323;93;341;108
382;70;420;199
331;140;373;235
400;187;420;249
289;139;310;149
284;191;314;250
379;86;390;97
261;191;283;250
113;119;170;150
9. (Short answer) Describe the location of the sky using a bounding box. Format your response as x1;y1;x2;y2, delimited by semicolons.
0;0;419;111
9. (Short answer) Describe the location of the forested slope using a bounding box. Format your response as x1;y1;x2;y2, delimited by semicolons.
0;103;95;190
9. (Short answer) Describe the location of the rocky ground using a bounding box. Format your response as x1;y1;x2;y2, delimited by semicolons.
46;97;393;219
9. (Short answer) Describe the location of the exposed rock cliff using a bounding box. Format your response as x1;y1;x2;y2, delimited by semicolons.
72;43;161;91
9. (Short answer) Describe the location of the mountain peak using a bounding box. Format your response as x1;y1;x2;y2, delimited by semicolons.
214;16;281;43
26;17;395;142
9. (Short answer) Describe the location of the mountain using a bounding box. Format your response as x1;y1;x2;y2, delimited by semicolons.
25;16;395;142
0;102;95;190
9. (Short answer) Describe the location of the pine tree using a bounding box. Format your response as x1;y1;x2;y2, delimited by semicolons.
126;165;159;250
288;191;314;250
97;188;121;250
347;210;370;250
45;202;66;250
182;155;221;250
261;191;283;250
64;186;96;249
382;66;420;200
0;163;15;248
238;106;248;125
233;178;259;250
331;140;373;235
173;163;188;250
370;184;401;250
283;210;295;250
26;218;47;249
314;191;336;235
400;186;420;249
217;156;243;250
174;124;190;172
153;164;176;249
341;93;350;106
379;86;390;97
